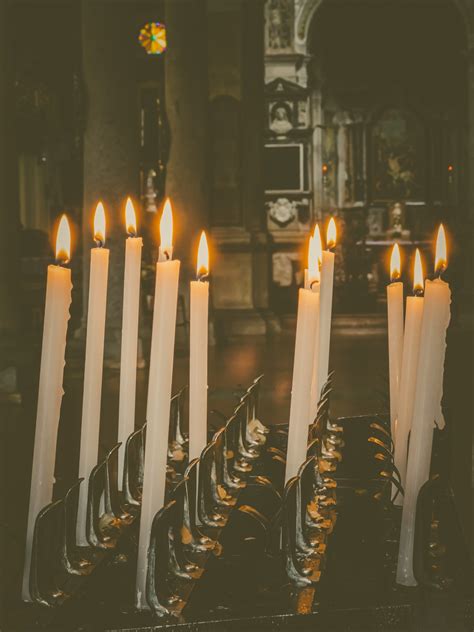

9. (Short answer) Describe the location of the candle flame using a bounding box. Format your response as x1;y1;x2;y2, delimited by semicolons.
125;197;137;236
435;224;447;274
94;201;106;245
413;248;424;294
56;214;71;264
390;243;401;281
327;217;337;249
160;198;173;258
307;234;320;285
196;231;209;278
313;224;323;268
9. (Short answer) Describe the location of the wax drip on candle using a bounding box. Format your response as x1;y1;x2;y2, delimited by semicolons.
94;201;106;248
390;243;401;282
326;217;337;252
413;248;424;297
196;230;209;281
55;214;71;265
125;197;138;237
434;224;447;279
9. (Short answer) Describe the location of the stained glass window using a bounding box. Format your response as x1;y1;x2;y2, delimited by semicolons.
138;22;167;55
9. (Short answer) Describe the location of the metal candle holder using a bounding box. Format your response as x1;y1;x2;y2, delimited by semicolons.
21;373;468;631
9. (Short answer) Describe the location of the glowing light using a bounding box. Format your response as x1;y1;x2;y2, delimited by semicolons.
125;198;137;236
313;224;323;268
160;198;173;258
435;224;447;275
327;217;337;250
55;214;71;263
196;231;209;279
413;248;424;294
390;243;401;281
94;202;106;246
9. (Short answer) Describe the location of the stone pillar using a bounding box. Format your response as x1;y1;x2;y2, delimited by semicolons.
241;0;264;234
467;34;474;216
0;0;17;340
164;0;209;269
81;0;140;363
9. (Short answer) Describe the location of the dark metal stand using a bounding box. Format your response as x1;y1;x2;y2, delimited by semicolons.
17;376;471;631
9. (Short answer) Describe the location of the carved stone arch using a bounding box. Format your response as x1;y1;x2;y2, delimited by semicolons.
294;0;323;54
295;0;472;56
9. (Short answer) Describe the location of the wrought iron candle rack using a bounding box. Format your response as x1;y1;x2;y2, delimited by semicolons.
19;373;471;631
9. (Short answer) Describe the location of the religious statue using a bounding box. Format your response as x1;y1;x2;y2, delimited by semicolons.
144;168;158;213
386;202;410;239
267;0;293;51
270;103;293;135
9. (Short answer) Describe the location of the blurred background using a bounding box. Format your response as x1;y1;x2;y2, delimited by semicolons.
0;0;472;621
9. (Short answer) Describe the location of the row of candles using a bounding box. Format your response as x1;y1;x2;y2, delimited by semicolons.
386;227;451;586
21;193;449;603
21;198;213;605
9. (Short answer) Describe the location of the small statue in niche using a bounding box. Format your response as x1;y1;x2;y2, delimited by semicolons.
386;201;410;239
144;168;158;213
270;103;293;136
267;0;292;50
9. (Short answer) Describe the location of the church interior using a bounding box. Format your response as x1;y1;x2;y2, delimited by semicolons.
1;0;473;629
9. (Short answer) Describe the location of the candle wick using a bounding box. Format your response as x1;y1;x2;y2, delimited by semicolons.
309;279;319;290
414;288;424;298
197;271;209;282
94;238;104;248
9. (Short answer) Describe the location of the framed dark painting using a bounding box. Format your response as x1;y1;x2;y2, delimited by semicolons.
370;108;425;202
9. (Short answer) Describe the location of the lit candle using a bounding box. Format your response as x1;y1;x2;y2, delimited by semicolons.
22;216;72;601
314;217;336;412
76;202;110;545
396;225;451;586
117;198;143;488
307;225;322;422
136;199;180;608
189;231;210;461
285;235;320;482
392;249;424;505
387;243;404;440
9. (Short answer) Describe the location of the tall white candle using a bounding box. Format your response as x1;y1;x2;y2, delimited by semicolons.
307;226;321;422
315;217;336;411
393;249;424;505
136;199;180;609
189;231;209;461
22;216;72;601
76;202;110;545
396;226;451;586
387;243;404;440
285;236;320;482
117;198;142;488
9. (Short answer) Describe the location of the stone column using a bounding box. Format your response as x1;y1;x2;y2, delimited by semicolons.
467;34;474;215
241;0;264;234
81;0;140;363
0;0;17;340
164;0;209;269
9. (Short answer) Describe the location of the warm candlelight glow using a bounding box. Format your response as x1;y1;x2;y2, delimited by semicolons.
308;234;320;285
196;231;209;279
55;214;71;264
125;198;137;236
313;224;323;269
160;198;173;259
435;224;447;275
390;243;401;281
327;217;337;250
94;202;106;246
413;249;424;295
